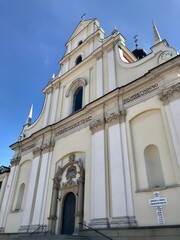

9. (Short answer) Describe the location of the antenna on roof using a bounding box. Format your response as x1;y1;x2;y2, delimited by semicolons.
81;13;86;21
133;34;139;49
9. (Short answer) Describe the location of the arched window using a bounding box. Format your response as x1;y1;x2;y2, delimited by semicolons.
78;40;83;46
16;183;25;210
75;55;82;65
72;86;83;113
144;145;165;189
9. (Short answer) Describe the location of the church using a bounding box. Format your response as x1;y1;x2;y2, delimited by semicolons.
0;18;180;239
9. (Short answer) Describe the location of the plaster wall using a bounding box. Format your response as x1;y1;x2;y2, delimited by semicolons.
126;96;180;226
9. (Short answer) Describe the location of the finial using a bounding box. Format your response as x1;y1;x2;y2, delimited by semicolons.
52;73;55;79
81;13;86;21
25;105;33;126
111;26;119;36
152;20;162;45
133;34;139;49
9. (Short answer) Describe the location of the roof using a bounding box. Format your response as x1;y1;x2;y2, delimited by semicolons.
0;166;10;175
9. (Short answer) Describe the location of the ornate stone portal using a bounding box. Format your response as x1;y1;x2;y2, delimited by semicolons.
48;153;85;235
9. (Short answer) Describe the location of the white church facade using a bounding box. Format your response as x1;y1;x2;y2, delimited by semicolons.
0;18;180;239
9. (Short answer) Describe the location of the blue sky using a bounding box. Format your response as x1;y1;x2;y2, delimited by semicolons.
1;0;180;166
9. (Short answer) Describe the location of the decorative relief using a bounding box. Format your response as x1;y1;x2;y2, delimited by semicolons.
159;83;180;104
10;156;21;166
42;140;55;153
33;147;41;157
106;110;127;125
89;119;105;134
69;153;75;162
158;50;176;64
33;140;55;157
123;84;159;104
54;153;85;190
63;165;77;187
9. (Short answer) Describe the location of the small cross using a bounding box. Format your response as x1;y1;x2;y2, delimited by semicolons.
81;13;86;21
149;192;167;225
133;34;139;49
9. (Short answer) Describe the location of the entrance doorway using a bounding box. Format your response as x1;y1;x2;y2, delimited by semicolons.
61;192;76;234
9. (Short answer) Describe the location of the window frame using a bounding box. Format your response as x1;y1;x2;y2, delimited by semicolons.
66;78;87;115
75;55;83;65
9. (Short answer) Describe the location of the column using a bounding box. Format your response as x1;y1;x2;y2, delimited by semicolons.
19;149;41;232
0;157;20;232
107;47;116;91
96;56;103;98
90;119;108;228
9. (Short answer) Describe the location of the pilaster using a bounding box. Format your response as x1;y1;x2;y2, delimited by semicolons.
106;110;136;227
0;161;20;232
42;88;53;128
49;84;60;124
107;47;116;91
96;55;103;98
19;151;41;232
159;83;180;167
31;141;54;229
90;118;108;228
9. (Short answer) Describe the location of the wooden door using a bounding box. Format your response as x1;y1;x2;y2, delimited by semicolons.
61;192;76;234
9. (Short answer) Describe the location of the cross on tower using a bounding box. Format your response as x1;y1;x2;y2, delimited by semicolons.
81;13;86;21
149;192;167;225
133;34;139;49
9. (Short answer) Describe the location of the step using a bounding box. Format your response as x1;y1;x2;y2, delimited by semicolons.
11;233;89;240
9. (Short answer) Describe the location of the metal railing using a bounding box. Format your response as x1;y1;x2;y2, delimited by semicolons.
79;222;113;240
30;225;47;235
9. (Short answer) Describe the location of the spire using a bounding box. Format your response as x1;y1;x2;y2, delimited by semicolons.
152;20;162;45
25;105;33;126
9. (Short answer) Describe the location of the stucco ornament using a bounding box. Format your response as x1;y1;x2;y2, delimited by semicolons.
159;82;180;104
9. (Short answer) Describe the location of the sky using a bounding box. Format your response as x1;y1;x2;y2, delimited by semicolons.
1;0;180;166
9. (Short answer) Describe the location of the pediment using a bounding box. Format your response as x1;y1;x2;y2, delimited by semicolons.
66;19;96;44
